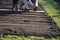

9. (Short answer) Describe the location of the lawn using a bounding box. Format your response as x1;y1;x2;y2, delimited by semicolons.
0;35;60;40
39;0;60;28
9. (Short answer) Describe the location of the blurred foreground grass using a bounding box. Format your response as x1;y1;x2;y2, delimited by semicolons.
0;35;60;40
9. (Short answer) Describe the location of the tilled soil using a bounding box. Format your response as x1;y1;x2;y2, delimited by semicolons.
0;3;60;37
0;11;60;37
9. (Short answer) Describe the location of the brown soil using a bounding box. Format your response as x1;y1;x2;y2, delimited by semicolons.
0;11;60;37
0;4;60;37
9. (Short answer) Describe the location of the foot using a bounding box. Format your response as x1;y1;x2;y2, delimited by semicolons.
23;9;30;12
34;7;38;11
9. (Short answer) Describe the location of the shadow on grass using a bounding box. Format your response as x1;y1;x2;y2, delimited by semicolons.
54;0;60;4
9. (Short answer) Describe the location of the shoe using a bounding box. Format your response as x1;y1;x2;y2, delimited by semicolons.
34;7;38;11
23;9;30;12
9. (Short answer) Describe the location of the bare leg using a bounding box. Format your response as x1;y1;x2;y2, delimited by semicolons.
34;0;38;11
28;0;38;11
35;0;38;7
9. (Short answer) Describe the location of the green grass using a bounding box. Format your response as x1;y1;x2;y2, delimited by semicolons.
39;0;60;28
0;35;60;40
